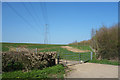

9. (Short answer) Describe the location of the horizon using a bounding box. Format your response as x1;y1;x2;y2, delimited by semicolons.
1;41;68;45
2;2;118;44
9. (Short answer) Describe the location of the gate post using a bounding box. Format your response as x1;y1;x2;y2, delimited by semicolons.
57;53;59;64
79;53;81;64
91;52;93;60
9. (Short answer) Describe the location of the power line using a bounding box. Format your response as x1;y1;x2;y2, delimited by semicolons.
22;2;41;30
27;2;49;44
29;2;44;27
27;2;50;44
40;2;49;24
5;2;40;33
39;2;50;44
43;2;49;24
43;2;51;44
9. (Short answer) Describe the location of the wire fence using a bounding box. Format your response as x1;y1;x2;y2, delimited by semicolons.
57;52;93;66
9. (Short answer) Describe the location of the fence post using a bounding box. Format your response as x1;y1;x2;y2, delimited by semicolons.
36;48;37;54
79;53;81;64
91;52;93;60
57;53;59;64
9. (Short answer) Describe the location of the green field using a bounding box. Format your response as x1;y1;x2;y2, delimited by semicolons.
1;42;91;61
1;42;119;79
1;42;119;66
39;47;91;61
1;42;119;71
1;42;66;52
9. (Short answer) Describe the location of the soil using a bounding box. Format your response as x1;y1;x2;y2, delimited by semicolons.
61;46;90;53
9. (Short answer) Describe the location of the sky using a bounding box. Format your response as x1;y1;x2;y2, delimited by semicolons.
2;2;118;44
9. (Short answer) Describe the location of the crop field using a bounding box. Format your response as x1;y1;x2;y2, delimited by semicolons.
1;43;92;61
1;43;118;64
1;42;67;52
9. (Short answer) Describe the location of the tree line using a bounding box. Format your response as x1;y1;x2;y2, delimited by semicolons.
91;24;118;60
69;24;119;61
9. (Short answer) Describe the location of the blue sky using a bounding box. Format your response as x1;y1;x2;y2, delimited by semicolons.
2;2;118;44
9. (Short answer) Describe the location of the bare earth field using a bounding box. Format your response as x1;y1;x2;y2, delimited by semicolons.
65;63;118;78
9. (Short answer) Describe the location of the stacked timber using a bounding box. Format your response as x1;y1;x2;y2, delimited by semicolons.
2;51;57;72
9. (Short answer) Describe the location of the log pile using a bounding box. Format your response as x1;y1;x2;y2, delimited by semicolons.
2;51;57;72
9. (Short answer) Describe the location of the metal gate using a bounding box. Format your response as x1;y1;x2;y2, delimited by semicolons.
57;52;93;66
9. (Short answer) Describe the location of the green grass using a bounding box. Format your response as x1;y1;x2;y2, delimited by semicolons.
39;47;91;61
27;44;65;49
2;64;65;78
1;42;67;52
89;59;119;65
69;45;119;65
2;46;9;52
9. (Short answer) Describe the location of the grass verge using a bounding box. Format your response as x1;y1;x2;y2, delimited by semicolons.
2;64;65;78
88;59;119;66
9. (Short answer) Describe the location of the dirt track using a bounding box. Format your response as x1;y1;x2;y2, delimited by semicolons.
65;63;118;78
61;46;90;53
61;46;118;78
